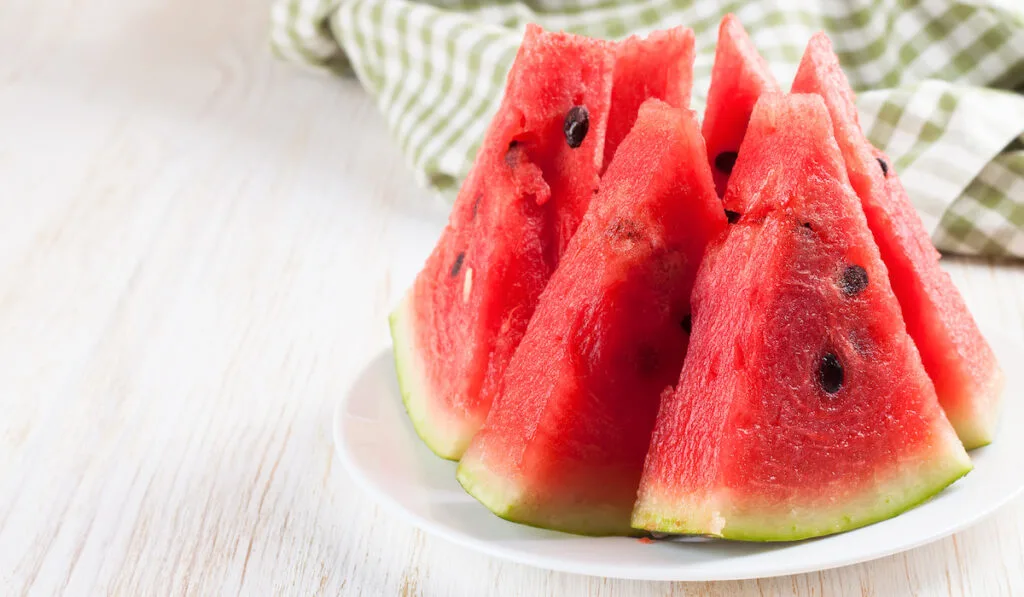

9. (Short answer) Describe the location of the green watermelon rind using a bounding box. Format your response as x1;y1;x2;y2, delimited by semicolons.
457;457;642;537
389;293;469;462
947;364;1005;450
455;457;528;528
632;438;972;542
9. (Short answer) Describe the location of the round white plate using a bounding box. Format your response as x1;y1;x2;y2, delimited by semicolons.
334;325;1024;581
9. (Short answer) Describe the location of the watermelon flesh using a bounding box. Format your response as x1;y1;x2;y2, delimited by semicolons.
604;27;695;170
457;99;727;536
790;33;1003;449
702;14;780;198
633;94;972;541
390;26;615;459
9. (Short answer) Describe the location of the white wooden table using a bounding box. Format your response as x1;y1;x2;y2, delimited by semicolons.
1;1;1022;594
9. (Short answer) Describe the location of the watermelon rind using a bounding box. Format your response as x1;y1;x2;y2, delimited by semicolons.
948;365;1005;449
457;457;640;537
632;433;972;542
455;457;527;527
389;292;473;461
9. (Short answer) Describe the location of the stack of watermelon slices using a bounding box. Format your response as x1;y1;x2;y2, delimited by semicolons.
390;17;1003;541
391;24;695;461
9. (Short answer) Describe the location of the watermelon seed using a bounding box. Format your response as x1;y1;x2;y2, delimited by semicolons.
471;194;482;218
840;265;868;296
564;106;589;148
451;252;465;277
819;353;844;394
714;151;738;173
724;210;741;224
802;222;813;230
877;157;889;177
462;268;473;302
680;314;692;334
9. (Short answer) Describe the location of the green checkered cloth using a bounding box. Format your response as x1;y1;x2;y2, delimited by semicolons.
271;0;1024;258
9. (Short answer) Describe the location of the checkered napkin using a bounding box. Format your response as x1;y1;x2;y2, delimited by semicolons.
271;0;1024;258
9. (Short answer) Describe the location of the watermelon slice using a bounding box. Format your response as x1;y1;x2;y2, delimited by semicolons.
457;99;727;536
790;33;1003;449
604;27;695;170
390;26;616;459
702;14;780;198
633;94;972;542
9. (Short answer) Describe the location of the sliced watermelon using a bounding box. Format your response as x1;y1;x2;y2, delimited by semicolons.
633;94;972;541
457;99;727;536
390;26;615;459
702;14;780;198
604;27;695;170
790;33;1003;449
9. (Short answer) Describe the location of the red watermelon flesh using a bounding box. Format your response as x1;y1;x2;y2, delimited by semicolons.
702;14;780;198
457;99;727;536
790;33;1003;449
390;26;615;460
633;94;971;541
604;27;695;170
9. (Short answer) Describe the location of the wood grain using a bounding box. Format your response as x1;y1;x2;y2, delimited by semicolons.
0;0;1021;594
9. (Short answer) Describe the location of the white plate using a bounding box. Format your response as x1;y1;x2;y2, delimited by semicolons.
334;325;1024;581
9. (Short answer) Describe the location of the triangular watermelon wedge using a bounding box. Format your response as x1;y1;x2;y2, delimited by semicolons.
457;99;727;536
633;94;972;541
702;14;780;198
790;33;1003;449
390;26;616;459
604;27;695;170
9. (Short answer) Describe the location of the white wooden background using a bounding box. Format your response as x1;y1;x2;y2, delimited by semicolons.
1;0;1022;594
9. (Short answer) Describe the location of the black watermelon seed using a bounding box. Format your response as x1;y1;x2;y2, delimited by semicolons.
840;265;869;296
680;314;692;334
877;157;889;177
450;252;465;277
819;352;844;394
564;106;590;148
725;209;741;224
802;222;813;230
715;151;738;174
